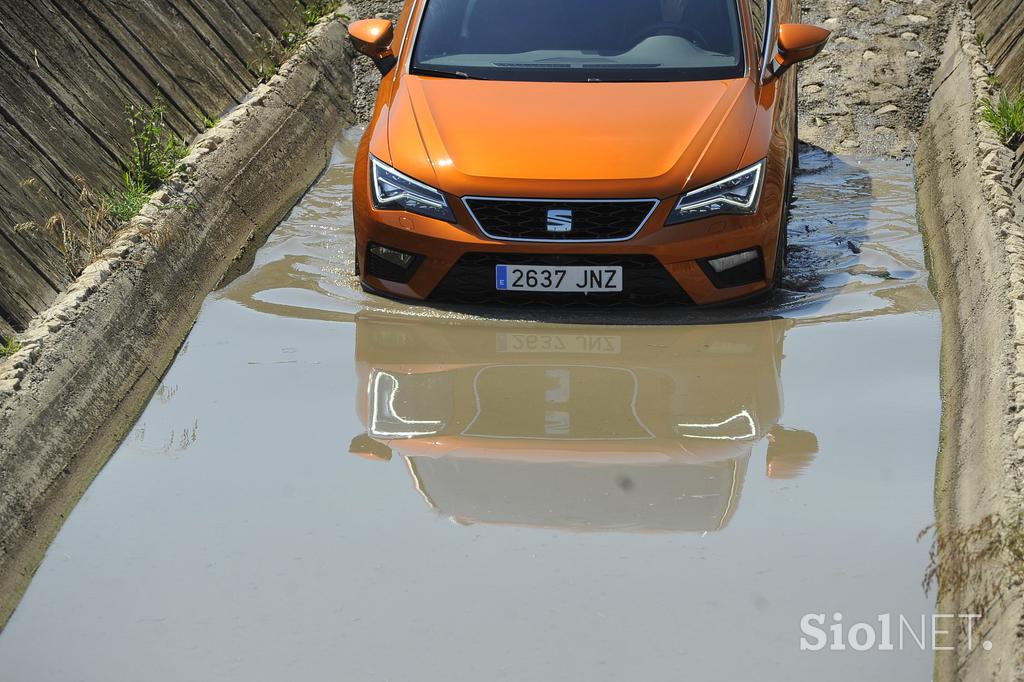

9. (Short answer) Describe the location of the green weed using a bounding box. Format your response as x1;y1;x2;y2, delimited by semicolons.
282;30;302;50
248;32;280;83
104;98;187;226
981;91;1024;149
195;109;220;129
0;337;21;358
301;0;342;26
126;98;188;191
107;173;152;223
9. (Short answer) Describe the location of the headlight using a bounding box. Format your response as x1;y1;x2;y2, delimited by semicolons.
371;157;455;222
666;160;766;225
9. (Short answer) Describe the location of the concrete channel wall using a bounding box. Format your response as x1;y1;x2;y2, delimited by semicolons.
0;10;354;629
0;0;314;340
918;4;1024;680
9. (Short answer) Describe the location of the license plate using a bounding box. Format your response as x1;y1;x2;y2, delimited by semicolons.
495;265;623;292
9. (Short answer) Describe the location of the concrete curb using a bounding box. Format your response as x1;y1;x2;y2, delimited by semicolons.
916;3;1024;680
0;12;354;629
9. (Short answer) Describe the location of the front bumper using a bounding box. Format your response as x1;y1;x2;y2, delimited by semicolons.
354;171;785;307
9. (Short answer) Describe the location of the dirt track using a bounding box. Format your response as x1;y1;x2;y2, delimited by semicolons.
799;0;948;156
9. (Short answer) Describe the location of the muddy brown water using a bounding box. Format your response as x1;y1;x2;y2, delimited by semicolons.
0;129;940;680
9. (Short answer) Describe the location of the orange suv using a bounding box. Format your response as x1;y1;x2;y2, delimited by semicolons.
350;0;829;306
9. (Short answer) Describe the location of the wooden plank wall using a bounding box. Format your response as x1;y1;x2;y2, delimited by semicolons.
973;0;1024;202
972;0;1024;93
0;0;313;335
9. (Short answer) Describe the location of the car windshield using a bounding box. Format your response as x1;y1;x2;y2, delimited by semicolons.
411;0;746;82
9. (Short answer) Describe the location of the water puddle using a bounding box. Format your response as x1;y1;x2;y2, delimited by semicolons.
0;129;941;680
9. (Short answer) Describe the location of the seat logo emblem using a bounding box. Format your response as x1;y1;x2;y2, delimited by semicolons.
547;208;573;233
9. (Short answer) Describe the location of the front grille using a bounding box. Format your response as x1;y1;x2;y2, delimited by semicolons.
464;198;658;241
430;253;693;308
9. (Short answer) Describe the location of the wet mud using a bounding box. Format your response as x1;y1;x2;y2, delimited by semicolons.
0;131;941;680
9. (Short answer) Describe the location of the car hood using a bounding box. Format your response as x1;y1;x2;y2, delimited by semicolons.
385;76;758;199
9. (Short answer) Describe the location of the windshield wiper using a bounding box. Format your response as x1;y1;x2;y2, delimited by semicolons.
411;67;485;80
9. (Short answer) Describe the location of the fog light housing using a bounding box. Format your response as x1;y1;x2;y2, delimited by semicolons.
366;243;423;283
700;248;766;289
708;250;759;273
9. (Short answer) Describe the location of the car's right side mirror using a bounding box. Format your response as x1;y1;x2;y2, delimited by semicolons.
349;433;393;462
771;23;831;78
349;18;397;75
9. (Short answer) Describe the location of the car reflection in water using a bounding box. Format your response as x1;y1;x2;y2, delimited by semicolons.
349;313;818;533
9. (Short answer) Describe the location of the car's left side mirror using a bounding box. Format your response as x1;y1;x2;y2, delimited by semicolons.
770;23;831;78
349;18;397;75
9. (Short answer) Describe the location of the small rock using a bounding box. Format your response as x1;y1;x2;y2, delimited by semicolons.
906;50;921;59
901;31;919;40
0;378;20;393
841;139;861;149
875;104;899;115
850;264;892;279
905;14;929;24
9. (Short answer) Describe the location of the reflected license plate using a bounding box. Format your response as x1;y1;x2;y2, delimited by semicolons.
495;265;623;292
496;333;622;355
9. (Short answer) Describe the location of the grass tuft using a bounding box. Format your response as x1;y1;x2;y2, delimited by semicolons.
301;0;342;26
922;514;1024;619
107;173;152;223
195;109;220;130
0;337;22;358
982;91;1024;149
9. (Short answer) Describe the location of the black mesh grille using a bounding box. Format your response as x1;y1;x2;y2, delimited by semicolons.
365;244;424;284
430;253;693;308
465;199;658;241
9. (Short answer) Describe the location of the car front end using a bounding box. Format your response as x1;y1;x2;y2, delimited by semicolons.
351;0;827;306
